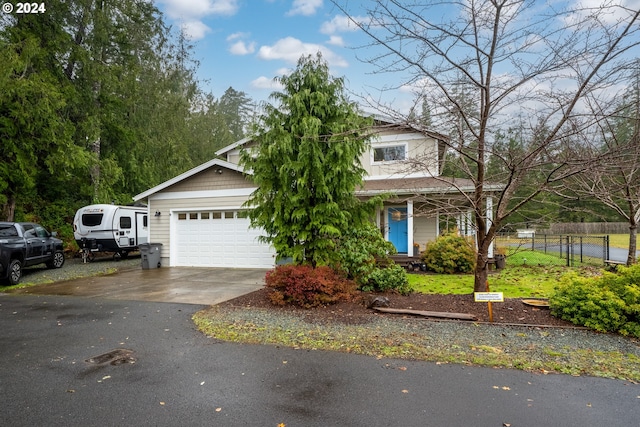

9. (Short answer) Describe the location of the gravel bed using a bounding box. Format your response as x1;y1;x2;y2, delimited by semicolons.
210;304;640;356
15;254;141;286
196;305;640;380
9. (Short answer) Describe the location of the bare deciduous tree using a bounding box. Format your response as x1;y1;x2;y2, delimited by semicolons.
334;0;640;291
562;74;640;265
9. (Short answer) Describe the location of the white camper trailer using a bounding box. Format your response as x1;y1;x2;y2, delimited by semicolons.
73;204;148;260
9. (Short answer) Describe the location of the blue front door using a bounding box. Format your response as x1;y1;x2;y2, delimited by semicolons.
388;208;408;253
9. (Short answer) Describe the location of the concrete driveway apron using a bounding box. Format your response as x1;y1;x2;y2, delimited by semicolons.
8;267;266;305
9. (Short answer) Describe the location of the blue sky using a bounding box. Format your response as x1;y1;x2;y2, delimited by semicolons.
152;0;640;116
153;0;415;111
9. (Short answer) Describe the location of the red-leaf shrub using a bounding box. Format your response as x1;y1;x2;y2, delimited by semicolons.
265;264;357;308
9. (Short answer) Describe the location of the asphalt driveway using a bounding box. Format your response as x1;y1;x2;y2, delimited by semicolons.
6;266;267;305
1;294;638;426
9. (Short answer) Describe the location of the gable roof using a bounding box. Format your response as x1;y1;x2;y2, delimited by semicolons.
214;136;252;157
213;115;449;158
133;158;247;201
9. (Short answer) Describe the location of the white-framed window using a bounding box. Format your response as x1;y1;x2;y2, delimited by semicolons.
373;144;407;163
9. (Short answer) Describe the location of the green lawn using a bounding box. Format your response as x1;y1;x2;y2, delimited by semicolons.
408;251;601;298
608;234;631;249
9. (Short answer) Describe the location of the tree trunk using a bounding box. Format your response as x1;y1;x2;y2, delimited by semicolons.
90;135;101;202
0;195;16;221
628;223;637;265
474;239;490;292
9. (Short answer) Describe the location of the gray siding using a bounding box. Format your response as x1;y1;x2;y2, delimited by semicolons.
164;168;252;192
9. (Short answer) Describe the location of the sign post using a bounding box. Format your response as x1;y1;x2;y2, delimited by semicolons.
474;282;503;322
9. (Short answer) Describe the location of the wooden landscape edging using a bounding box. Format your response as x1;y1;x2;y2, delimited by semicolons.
372;307;478;321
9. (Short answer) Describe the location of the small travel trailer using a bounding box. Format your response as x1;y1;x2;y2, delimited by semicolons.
73;204;148;259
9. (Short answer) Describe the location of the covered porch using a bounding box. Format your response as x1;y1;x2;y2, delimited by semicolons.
357;177;499;257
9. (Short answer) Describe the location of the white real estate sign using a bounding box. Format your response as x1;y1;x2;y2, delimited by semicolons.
474;292;504;302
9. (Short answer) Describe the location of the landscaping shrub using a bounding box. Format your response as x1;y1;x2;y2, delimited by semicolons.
333;223;396;282
361;263;411;295
550;264;640;337
332;222;409;294
264;264;357;308
421;233;476;274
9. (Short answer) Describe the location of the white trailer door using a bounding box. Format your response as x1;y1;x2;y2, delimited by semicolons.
135;211;148;245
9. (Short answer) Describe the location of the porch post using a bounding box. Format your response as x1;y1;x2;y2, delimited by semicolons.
407;200;414;255
487;196;494;258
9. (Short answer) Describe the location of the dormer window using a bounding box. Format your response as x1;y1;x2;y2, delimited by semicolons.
373;144;407;163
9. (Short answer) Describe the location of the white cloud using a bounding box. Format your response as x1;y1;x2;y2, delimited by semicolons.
157;0;239;40
286;0;323;17
181;20;211;40
229;40;256;55
251;76;283;90
159;0;239;19
227;32;255;55
326;35;344;46
226;32;247;41
320;14;365;34
257;37;348;67
563;0;640;25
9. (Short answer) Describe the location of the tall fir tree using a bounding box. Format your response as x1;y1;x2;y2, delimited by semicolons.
241;53;374;266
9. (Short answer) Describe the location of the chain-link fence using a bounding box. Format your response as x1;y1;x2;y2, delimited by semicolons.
495;234;609;267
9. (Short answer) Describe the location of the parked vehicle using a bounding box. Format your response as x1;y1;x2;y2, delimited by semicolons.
0;222;65;285
73;204;148;261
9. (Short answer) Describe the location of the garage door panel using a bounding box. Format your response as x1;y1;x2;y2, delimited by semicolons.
174;211;275;268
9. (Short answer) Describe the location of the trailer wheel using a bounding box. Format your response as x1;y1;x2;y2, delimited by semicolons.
7;259;22;286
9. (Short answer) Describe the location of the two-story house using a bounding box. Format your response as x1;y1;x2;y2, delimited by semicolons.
133;119;497;268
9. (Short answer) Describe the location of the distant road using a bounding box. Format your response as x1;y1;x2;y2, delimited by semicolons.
509;238;638;263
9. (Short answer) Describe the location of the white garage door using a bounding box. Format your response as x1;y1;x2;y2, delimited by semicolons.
173;210;275;268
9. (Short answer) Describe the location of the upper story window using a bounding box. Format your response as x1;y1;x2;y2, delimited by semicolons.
373;145;406;163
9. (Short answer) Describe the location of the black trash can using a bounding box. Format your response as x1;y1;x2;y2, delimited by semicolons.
140;243;162;269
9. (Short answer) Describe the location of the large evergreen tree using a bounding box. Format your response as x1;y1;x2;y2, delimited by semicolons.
241;53;373;266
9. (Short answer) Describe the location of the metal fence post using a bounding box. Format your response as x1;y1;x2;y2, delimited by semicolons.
580;236;583;264
566;236;570;267
559;235;563;258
